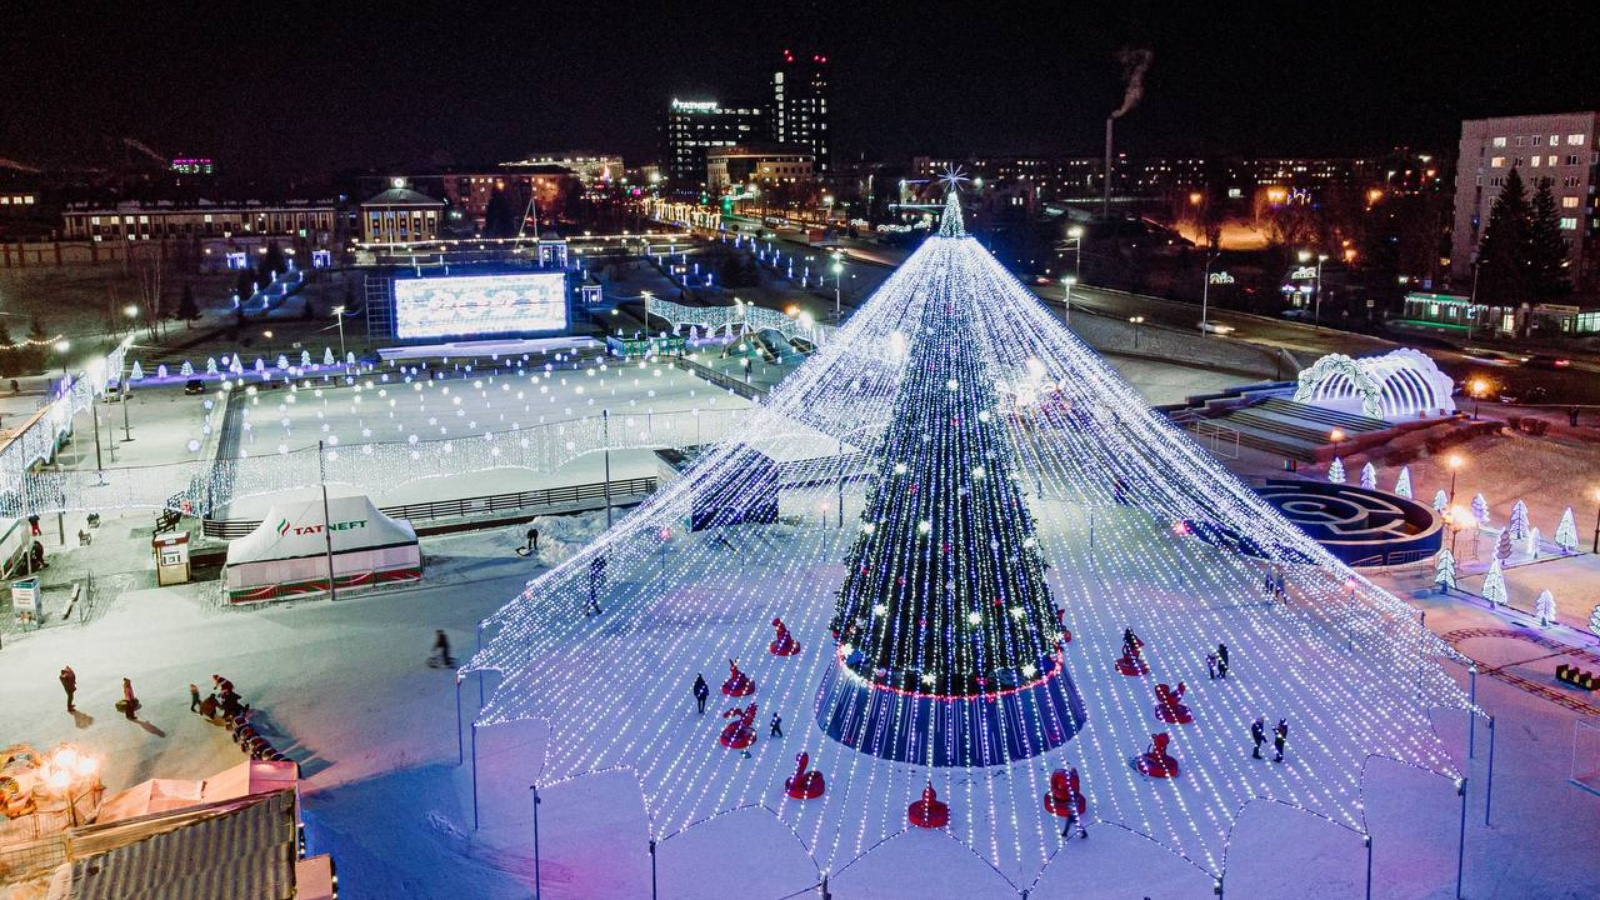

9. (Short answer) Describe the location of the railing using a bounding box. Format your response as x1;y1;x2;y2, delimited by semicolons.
201;476;659;539
669;355;767;401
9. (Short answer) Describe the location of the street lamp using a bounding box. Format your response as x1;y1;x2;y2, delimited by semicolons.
1448;505;1470;558
1591;488;1600;555
1330;428;1345;456
1446;454;1464;506
1201;251;1221;332
1468;378;1488;420
121;305;138;442
1064;225;1085;280
1128;316;1145;349
54;340;71;379
831;251;844;323
1062;275;1077;324
331;305;347;366
1299;249;1329;329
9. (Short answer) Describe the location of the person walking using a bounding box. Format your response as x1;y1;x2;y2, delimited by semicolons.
1250;715;1266;760
1273;718;1289;763
693;673;709;714
586;556;606;616
189;683;201;712
433;630;452;666
1216;643;1230;678
122;678;139;720
1205;653;1217;681
769;712;783;739
28;513;40;537
60;666;77;712
525;527;540;555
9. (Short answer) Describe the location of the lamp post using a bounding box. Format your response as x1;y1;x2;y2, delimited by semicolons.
1201;251;1220;331
831;252;844;323
122;305;137;441
1468;378;1487;420
1128;316;1145;349
331;304;347;366
54;339;71;380
1330;427;1345;457
1591;488;1600;555
1448;507;1468;560
1062;275;1077;325
1065;225;1084;280
1299;249;1329;329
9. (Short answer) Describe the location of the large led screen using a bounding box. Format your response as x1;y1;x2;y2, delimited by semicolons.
394;272;567;339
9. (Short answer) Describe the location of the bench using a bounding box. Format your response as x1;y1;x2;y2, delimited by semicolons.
155;509;181;534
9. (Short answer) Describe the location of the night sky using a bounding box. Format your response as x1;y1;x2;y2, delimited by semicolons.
2;0;1596;177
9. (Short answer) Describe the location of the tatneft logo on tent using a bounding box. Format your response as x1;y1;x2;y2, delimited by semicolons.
276;518;369;537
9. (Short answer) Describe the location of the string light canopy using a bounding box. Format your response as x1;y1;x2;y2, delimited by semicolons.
465;187;1472;891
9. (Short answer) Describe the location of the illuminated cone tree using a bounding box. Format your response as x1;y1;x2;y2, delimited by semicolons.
816;189;1086;767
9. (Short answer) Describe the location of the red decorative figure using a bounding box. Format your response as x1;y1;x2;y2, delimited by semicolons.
769;618;801;656
784;751;826;800
1153;682;1194;725
907;783;950;828
1135;732;1181;779
1114;636;1150;676
719;703;759;750
722;658;757;696
1043;768;1087;818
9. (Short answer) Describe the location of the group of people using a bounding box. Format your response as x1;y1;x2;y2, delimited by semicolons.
1250;716;1291;763
1204;643;1231;680
58;665;143;721
690;673;783;740
1263;564;1288;603
192;674;250;724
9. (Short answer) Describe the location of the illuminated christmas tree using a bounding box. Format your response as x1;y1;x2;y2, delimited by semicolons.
1434;548;1456;592
1395;466;1412;499
1360;462;1377;490
1483;559;1508;605
818;187;1085;766
1328;457;1346;484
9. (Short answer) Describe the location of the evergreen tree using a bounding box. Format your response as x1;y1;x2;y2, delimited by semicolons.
323;347;336;366
176;283;200;323
1482;559;1508;606
1432;489;1449;515
1508;499;1530;540
1471;493;1490;525
0;320;13;376
1495;528;1513;561
1328;457;1346;484
300;349;312;368
129;360;144;381
179;360;194;376
1590;605;1600;638
1395;466;1413;499
1360;462;1377;490
1434;548;1457;592
206;357;219;375
235;269;256;302
1556;507;1579;552
1534;589;1556;627
1527;177;1572;301
1476;167;1532;309
1526;525;1542;559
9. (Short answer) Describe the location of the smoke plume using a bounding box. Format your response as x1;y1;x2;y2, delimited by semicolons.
1111;47;1154;119
121;137;168;165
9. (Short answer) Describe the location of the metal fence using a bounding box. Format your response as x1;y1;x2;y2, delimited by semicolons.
202;476;659;539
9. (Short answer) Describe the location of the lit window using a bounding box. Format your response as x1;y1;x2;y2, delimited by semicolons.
1490;156;1505;168
1531;156;1541;168
1563;196;1579;208
1568;134;1586;145
1492;136;1507;147
1559;217;1578;230
1549;155;1558;166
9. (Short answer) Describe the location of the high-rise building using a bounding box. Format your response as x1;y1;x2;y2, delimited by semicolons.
663;98;767;185
772;50;831;174
1452;111;1600;292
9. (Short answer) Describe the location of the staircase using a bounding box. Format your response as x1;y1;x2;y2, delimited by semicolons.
1202;398;1387;462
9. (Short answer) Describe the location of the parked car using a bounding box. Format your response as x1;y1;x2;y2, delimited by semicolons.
184;378;206;395
1522;354;1571;370
1280;309;1312;321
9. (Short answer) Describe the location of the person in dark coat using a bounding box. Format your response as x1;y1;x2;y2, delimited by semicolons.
1273;718;1289;763
770;712;783;738
433;630;452;665
190;683;201;712
1250;715;1266;759
525;527;540;554
586;556;607;615
60;666;76;712
199;693;219;720
692;673;709;714
28;513;41;536
121;678;139;720
1216;643;1230;678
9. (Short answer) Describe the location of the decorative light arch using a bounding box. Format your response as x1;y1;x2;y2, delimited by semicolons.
1294;349;1455;420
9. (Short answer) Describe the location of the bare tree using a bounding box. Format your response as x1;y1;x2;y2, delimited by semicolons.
130;242;167;341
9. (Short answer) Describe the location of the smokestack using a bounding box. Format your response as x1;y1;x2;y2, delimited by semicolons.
1104;118;1114;220
1102;48;1153;221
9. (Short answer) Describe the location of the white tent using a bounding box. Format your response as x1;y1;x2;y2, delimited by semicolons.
224;495;420;604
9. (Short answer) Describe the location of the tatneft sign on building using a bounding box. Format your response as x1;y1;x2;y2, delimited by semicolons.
1452;112;1600;292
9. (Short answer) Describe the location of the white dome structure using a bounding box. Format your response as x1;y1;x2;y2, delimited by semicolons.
1293;348;1456;420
